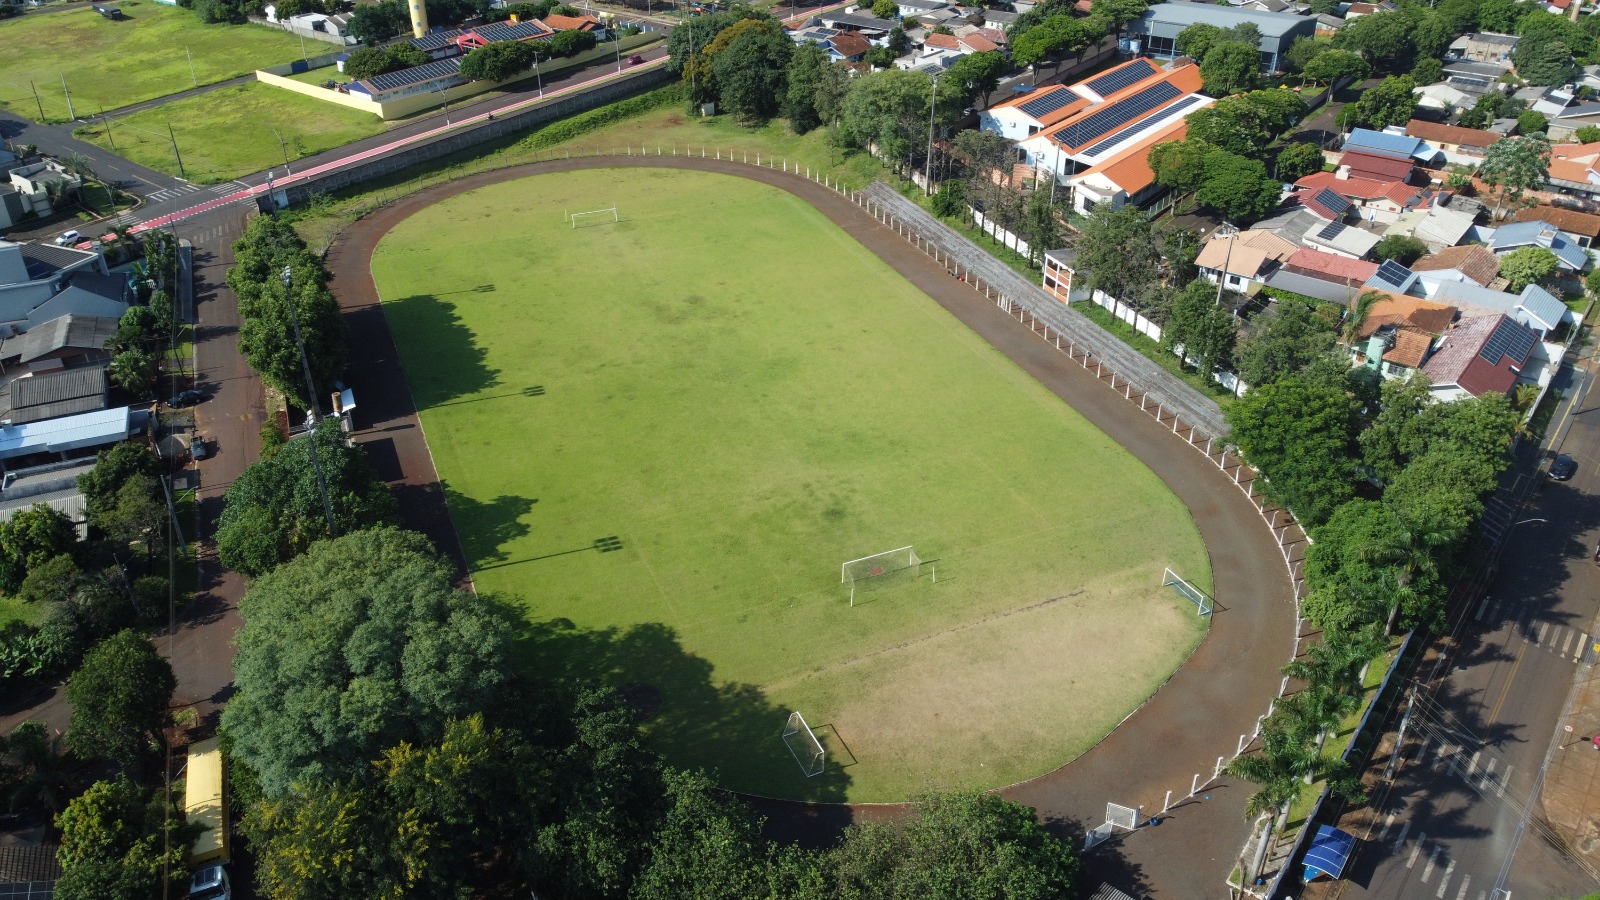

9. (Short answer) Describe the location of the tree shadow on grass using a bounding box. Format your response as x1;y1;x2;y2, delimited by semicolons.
441;482;535;567
513;616;853;806
377;294;500;409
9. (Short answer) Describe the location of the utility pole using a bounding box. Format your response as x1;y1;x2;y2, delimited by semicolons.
186;47;198;86
167;123;187;180
100;107;116;152
280;266;339;535
1212;222;1236;311
28;80;45;122
1384;687;1416;780
60;73;75;120
273;128;290;169
924;72;939;194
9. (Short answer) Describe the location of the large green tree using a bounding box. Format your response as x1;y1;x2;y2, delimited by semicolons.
1301;49;1369;86
840;69;939;168
1275;142;1326;182
1073;203;1161;310
222;527;513;797
1499;245;1560;291
64;630;176;773
1200;41;1260;96
1338;75;1415;131
1480;134;1551;220
711;24;793;121
1196;149;1282;222
783;43;829;133
1225;375;1356;525
459;39;537;82
0;504;75;595
1162;280;1237;378
1336;11;1414;72
54;778;191;900
1235;295;1338;387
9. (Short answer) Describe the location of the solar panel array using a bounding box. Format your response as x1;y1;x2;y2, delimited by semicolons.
475;19;553;42
1054;82;1182;150
0;885;53;900
1311;188;1351;217
1315;221;1345;241
362;57;464;92
1082;94;1205;157
1481;319;1537;366
411;28;464;51
1017;89;1077;121
1371;259;1413;290
1084;59;1155;98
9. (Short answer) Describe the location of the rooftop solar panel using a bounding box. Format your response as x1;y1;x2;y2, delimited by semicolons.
363;57;463;92
1017;89;1076;120
1312;188;1351;215
1315;221;1345;241
474;19;551;41
410;28;464;50
1054;82;1181;149
0;884;53;900
1084;59;1156;98
1082;94;1204;157
1481;319;1537;366
1372;259;1413;289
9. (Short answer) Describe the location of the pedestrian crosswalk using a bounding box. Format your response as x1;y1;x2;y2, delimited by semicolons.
1472;595;1591;664
144;180;246;203
1375;818;1492;900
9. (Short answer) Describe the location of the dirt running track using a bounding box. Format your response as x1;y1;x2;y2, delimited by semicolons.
325;157;1296;900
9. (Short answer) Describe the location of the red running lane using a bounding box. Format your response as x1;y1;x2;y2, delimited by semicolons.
130;60;669;235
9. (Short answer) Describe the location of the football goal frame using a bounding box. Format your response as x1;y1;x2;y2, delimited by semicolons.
841;546;930;606
782;712;826;777
569;206;619;228
1163;568;1213;617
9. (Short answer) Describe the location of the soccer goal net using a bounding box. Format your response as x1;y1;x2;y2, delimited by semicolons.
782;712;826;777
1163;568;1213;617
1106;802;1140;831
842;546;922;605
570;207;619;228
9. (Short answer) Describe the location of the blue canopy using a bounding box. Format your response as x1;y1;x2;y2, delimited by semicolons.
1303;825;1356;881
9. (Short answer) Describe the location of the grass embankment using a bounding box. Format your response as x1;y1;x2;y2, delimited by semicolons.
0;2;308;123
373;167;1210;803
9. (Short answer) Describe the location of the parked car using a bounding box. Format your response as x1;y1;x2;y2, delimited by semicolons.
1550;453;1577;481
188;864;231;900
54;229;80;246
190;435;208;461
628;54;645;65
166;389;206;408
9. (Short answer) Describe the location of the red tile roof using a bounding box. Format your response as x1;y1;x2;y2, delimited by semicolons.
542;13;602;30
1284;248;1379;283
1404;119;1502;151
828;31;871;58
1422;314;1534;396
1341;150;1415;181
924;32;961;49
1512;205;1600;239
1383;328;1435;368
959;33;999;52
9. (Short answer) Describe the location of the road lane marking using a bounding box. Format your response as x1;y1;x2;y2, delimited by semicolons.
1436;860;1455;896
1422;844;1441;881
1476;595;1492;620
1454;874;1470;900
1564;630;1576;656
1537;622;1549;646
1407;832;1427;868
1376;813;1395;842
1416;736;1433;765
1498;765;1512;797
1467;750;1481;775
1488;639;1529;725
1579;633;1589;662
1393;820;1412;852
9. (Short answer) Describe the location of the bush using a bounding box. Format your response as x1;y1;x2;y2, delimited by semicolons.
515;84;683;151
547;28;598;58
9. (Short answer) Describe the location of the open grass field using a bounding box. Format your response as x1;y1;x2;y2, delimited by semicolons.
0;2;310;123
371;168;1211;802
73;83;385;184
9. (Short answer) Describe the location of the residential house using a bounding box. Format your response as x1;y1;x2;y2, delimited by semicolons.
0;458;97;534
1341;129;1437;164
1338;149;1418;183
983;8;1017;30
1511;205;1600;247
823;31;872;62
1345;2;1397;19
1386;200;1479;250
0;185;26;232
1124;1;1315;71
1313;13;1344;36
1263;247;1378;303
817;10;895;39
896;0;948;16
1421;313;1540;399
1411;243;1502;289
1451;32;1519;62
1294;171;1439;225
1414;81;1483;114
1403;119;1502;165
1547;140;1600;201
1486;220;1590;271
1352;295;1458;381
7;365;109;425
1195;229;1298;292
7;162;81;218
1366;258;1422;295
1428;279;1575;338
0;406;141;470
1254;204;1384;257
956;31;999;53
0;313;118;375
0;242;121;332
541;13;605;33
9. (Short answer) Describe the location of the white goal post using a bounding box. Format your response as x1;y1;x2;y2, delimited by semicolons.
841;546;928;606
782;712;826;777
1162;568;1213;617
570;206;619;228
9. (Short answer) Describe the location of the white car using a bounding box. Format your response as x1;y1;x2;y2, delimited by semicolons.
188;865;231;900
54;229;81;246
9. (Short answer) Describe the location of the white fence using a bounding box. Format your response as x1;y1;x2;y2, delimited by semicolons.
1084;290;1247;396
971;208;1031;258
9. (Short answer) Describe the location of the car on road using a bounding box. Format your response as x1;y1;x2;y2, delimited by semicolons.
190;435;208;461
54;229;80;246
628;54;645;65
166;389;207;408
188;864;230;900
1551;453;1577;481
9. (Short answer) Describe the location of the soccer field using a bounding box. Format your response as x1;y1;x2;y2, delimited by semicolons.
371;168;1211;802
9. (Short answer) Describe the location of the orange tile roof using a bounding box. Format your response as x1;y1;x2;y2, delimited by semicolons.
959;33;999;52
1404;119;1502;151
1072;119;1189;197
1358;295;1458;339
542;13;602;30
1296;170;1403;202
1512;204;1600;238
1548;141;1600;185
924;32;960;49
1383;328;1435;368
1284;248;1379;282
1411;244;1500;286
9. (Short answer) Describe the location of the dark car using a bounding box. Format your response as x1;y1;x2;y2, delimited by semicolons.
190;435;208;461
628;54;645;65
166;389;206;408
1550;453;1578;481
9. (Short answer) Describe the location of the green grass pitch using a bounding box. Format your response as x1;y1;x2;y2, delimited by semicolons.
0;2;309;124
371;168;1211;802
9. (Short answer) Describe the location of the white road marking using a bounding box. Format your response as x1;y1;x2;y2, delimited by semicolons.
1407;834;1426;869
1393;820;1412;852
1436;860;1455;896
1564;630;1576;657
1578;634;1589;662
1537;621;1549;646
1549;626;1566;651
1466;750;1481;775
1376;812;1395;843
1422;844;1441;881
1416;736;1433;765
1498;765;1512;798
1454;874;1471;900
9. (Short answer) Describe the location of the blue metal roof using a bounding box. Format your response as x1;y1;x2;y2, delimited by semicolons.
1489;220;1592;270
1345;129;1430;161
1516;283;1570;331
0;406;130;460
1303;825;1356;882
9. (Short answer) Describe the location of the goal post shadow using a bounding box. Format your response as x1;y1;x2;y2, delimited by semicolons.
780;714;858;777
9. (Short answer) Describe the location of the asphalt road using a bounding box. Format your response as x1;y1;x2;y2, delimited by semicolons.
1329;357;1600;900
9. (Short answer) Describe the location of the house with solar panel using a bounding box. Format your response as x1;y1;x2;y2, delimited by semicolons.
331;18;558;117
1419;313;1542;401
1124;0;1315;72
985;58;1214;215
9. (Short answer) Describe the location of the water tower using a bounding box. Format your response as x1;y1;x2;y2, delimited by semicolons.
409;0;429;38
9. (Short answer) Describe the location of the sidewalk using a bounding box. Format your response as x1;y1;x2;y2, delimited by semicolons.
1539;639;1600;874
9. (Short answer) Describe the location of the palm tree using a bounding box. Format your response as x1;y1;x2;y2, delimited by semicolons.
1228;741;1317;886
1;722;69;816
1342;290;1384;347
1360;506;1453;634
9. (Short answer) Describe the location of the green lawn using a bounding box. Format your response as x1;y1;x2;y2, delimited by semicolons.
0;1;310;123
73;83;385;184
373;168;1210;802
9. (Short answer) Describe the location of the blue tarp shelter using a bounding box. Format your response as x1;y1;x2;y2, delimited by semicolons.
1303;825;1356;881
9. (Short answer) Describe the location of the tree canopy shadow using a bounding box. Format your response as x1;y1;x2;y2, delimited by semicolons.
514;616;853;805
374;294;500;409
441;482;535;566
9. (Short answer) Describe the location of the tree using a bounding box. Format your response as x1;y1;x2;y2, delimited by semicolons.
222;527;513;797
783;44;828;133
1149;138;1214;196
344;45;411;81
1372;234;1428;265
1337;11;1414;72
1176;23;1224;62
1199;41;1260;96
839;68;936;168
92;475;165;564
1577;125;1600;144
711;25;793;121
1236;295;1338;387
64;630;176;773
1480;134;1551;220
871;0;899;18
1021;191;1061;268
1185;96;1273;156
107;348;156;399
1515;14;1594;83
1518;109;1549;136
228;215;348;409
1478;0;1525;33
78;443;160;529
1274;142;1325;182
0;505;76;595
458;39;536;82
1195;149;1282;223
1161;281;1236;377
630;769;772;899
830;791;1082;898
217;421;397;577
348;0;407;44
1225;376;1356;525
54;778;191;900
1338;75;1415;131
1410;57;1443;86
1073;203;1161;308
1498;245;1560;292
547;28;599;58
942;50;1008;107
1283;35;1326;73
0;721;70;817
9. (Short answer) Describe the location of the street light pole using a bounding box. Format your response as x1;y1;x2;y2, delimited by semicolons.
186;47;198;87
167;123;186;180
924;72;939;194
1212;222;1236;311
280;266;339;535
60;73;75;120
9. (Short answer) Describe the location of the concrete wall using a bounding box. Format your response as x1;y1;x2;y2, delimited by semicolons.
277;67;673;201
